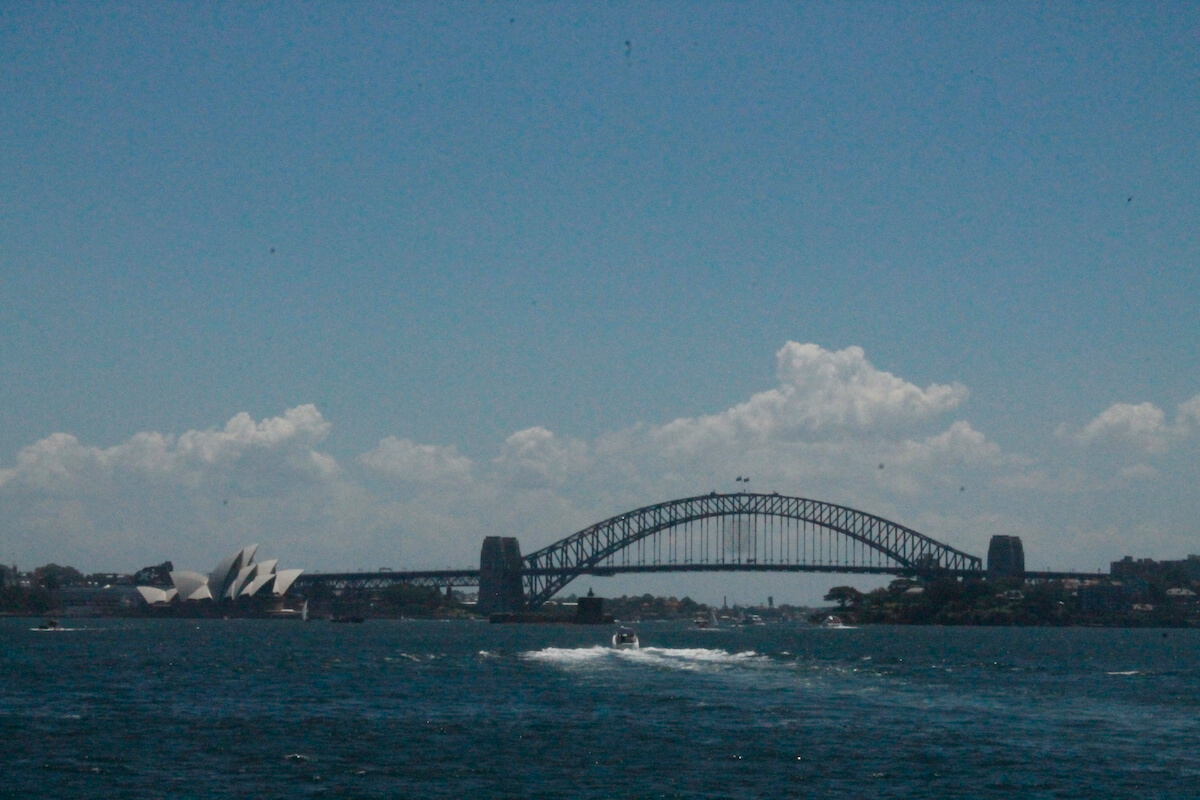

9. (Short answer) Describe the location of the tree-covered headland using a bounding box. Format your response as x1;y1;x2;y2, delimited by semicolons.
823;574;1200;627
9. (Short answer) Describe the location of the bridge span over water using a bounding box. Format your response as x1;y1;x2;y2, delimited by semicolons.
294;492;1011;611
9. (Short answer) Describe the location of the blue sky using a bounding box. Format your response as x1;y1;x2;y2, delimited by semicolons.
2;3;1197;603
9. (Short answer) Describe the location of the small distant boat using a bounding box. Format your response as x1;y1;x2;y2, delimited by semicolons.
331;615;365;624
611;627;640;649
819;615;853;629
694;609;719;628
36;619;61;631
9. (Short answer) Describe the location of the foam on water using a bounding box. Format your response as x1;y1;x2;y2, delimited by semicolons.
523;645;766;672
29;626;88;632
522;644;610;664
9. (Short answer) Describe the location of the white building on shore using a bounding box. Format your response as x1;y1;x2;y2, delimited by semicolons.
137;545;302;606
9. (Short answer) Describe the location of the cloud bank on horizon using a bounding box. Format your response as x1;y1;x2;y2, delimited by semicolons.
1063;396;1200;454
3;342;1196;589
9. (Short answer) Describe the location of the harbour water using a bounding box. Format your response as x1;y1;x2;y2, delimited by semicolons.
4;618;1199;798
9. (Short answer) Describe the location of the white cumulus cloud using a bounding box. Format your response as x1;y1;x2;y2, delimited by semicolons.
651;343;967;455
1177;394;1200;432
493;427;588;489
0;404;339;492
0;406;351;570
359;437;473;483
896;420;1003;467
1073;395;1200;453
1079;402;1169;452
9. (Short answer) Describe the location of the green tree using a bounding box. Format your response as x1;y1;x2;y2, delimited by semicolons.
33;564;83;590
0;586;52;613
381;583;445;610
824;586;863;609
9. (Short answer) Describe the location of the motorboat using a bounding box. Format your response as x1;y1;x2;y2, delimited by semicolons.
611;627;640;649
819;615;853;629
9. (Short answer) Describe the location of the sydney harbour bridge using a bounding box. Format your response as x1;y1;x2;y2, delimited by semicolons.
292;492;1056;612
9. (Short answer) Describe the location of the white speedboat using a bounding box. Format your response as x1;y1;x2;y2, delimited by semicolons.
611;627;640;649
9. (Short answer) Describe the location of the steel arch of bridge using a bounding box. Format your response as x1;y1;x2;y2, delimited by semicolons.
521;493;982;608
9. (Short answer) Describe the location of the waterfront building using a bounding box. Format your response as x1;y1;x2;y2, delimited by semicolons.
136;545;302;606
1111;555;1200;582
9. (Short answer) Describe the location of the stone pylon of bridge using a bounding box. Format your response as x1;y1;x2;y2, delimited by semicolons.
477;536;525;614
987;535;1026;578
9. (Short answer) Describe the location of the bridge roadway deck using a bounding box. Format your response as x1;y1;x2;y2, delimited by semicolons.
293;570;481;591
293;565;1107;592
293;565;1104;593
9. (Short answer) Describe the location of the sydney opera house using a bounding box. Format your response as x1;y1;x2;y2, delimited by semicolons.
136;545;303;608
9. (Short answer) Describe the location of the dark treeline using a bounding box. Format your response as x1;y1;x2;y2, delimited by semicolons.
825;576;1200;627
0;586;53;614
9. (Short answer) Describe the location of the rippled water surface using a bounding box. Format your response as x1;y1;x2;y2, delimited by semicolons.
3;619;1199;798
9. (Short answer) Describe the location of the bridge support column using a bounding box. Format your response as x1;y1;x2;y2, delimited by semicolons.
478;536;525;614
987;535;1026;579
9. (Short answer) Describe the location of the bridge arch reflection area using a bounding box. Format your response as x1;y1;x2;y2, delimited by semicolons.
522;493;981;608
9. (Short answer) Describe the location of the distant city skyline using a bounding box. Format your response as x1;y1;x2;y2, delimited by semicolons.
2;3;1197;603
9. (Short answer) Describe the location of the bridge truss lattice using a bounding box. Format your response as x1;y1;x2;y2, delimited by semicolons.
521;493;981;608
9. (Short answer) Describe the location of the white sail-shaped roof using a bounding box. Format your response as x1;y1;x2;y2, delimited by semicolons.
272;568;303;596
141;546;299;604
137;586;178;604
226;565;256;599
240;573;276;598
171;568;211;599
208;544;259;600
207;550;242;600
171;570;213;601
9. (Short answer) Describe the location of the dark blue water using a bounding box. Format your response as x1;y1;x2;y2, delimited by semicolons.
3;618;1199;799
